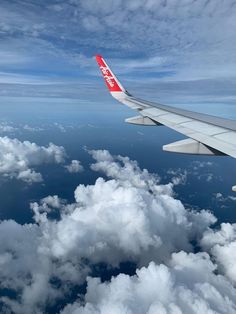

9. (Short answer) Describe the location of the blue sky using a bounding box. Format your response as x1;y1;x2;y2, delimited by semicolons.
1;0;236;109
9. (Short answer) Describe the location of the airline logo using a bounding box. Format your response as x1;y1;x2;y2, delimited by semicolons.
96;55;122;92
100;65;116;88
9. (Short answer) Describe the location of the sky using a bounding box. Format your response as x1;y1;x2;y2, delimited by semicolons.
1;0;236;108
0;1;236;313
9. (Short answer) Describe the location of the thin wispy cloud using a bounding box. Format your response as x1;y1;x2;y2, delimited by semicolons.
0;0;236;105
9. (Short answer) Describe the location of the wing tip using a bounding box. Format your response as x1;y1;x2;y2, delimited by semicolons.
95;54;103;59
95;54;124;93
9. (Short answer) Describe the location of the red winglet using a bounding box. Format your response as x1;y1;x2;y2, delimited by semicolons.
95;55;124;92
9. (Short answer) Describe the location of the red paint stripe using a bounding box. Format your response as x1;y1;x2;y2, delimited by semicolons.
95;55;122;92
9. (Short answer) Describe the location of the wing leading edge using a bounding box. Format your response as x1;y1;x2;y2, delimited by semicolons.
95;55;236;190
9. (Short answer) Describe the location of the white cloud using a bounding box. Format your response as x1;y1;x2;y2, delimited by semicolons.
201;223;236;284
166;160;219;186
0;149;235;313
1;0;236;78
78;0;236;81
61;252;236;314
0;220;64;314
0;136;66;183
65;160;84;173
192;161;214;170
17;169;43;183
54;123;66;133
167;168;187;186
23;124;43;132
89;149;162;190
214;193;236;203
40;195;66;210
32;164;214;267
0;122;17;133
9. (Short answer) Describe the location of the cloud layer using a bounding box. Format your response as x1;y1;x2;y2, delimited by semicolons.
0;150;235;313
1;0;236;106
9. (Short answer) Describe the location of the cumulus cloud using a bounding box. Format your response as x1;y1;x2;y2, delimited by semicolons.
201;223;236;285
0;220;55;313
0;150;235;313
89;149;162;190
0;136;66;183
61;253;236;314
39;195;66;211
65;160;84;173
30;150;216;268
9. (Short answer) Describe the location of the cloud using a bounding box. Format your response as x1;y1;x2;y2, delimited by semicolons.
89;149;162;190
191;161;214;171
72;0;236;83
0;1;236;115
61;252;236;314
167;168;187;186
0;122;17;133
165;160;220;187
65;160;84;173
0;149;219;313
201;223;236;285
40;195;66;211
54;123;66;133
0;219;67;314
0;149;235;313
23;124;43;132
1;0;236;103
0;136;66;183
214;193;236;203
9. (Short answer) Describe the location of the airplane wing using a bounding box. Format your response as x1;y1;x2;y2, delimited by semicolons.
95;55;236;190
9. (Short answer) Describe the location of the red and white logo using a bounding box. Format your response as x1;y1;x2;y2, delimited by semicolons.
96;55;122;92
100;66;115;88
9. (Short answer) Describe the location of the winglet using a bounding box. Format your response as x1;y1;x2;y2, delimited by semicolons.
95;55;126;93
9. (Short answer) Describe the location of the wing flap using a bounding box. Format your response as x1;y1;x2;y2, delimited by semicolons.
146;112;236;158
163;139;225;155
